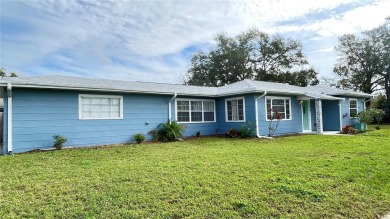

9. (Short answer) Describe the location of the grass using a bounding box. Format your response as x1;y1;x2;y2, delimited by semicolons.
1;126;390;218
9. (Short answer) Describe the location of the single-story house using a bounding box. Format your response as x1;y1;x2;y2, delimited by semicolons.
0;75;371;154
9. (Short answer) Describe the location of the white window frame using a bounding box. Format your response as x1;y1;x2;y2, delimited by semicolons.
225;97;246;122
300;100;312;132
175;99;216;123
349;98;358;118
265;96;292;121
79;94;123;120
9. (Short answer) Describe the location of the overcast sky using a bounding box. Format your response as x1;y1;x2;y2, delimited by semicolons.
1;0;389;84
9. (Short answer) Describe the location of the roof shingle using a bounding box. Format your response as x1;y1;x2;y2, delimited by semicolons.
0;75;372;98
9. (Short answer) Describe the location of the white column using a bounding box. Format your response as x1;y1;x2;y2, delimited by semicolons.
339;100;343;131
7;83;13;153
315;99;323;134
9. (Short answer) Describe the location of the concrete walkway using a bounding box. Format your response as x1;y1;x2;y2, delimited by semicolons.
383;213;390;219
322;131;342;135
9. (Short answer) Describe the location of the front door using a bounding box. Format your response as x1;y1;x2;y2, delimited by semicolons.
302;100;311;131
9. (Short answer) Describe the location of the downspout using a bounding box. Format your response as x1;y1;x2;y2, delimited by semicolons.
7;83;12;154
339;100;343;131
168;93;177;124
364;98;372;110
255;91;267;138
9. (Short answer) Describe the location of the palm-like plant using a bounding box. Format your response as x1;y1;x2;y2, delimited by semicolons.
154;121;186;142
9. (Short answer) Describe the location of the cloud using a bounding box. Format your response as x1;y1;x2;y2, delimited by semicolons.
275;0;390;37
1;0;389;82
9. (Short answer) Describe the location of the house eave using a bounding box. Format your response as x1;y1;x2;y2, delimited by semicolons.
217;89;264;97
0;83;220;97
0;82;373;98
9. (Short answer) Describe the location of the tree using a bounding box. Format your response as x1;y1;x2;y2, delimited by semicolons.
185;28;318;87
370;108;386;129
371;93;387;111
319;76;353;90
334;17;390;115
0;68;6;77
0;68;18;77
371;93;390;122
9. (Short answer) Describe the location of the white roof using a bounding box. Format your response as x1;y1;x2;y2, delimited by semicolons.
0;75;218;96
297;93;345;101
0;75;372;98
308;85;372;98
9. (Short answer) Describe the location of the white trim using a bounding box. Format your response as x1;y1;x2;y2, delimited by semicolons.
255;92;267;137
175;98;216;123
0;82;373;98
225;96;246;122
168;93;177;123
265;96;292;121
349;98;358;118
315;99;324;134
339;100;343;131
79;94;123;120
301;100;311;132
7;83;12;153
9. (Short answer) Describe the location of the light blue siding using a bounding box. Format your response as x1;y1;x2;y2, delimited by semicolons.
171;96;218;137
309;99;341;132
258;96;303;136
308;98;365;132
2;87;366;154
217;94;256;134
3;88;173;153
341;98;365;127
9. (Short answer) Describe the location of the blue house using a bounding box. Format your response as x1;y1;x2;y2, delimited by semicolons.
0;75;371;154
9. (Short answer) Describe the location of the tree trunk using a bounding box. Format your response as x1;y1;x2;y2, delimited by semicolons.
385;75;390;116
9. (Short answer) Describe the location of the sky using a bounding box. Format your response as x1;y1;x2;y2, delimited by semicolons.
0;0;389;84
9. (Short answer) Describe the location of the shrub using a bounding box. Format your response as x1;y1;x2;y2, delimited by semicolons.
240;122;256;138
268;108;282;137
152;121;186;142
340;125;358;135
134;133;145;144
53;135;67;150
226;128;240;138
356;108;386;129
357;110;373;125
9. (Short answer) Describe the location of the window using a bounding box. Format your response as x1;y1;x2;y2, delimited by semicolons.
349;99;358;117
226;97;245;122
177;100;190;122
79;95;123;119
191;101;203;122
176;99;215;123
266;97;291;120
203;101;215;122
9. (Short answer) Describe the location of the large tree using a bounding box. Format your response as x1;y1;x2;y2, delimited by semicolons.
0;68;18;77
185;28;318;87
334;17;390;114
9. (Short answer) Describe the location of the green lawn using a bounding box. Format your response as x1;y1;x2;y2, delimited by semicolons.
1;126;390;218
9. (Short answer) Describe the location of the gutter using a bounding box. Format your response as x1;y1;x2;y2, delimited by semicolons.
254;91;269;138
0;83;308;98
338;100;344;131
364;98;373;110
7;83;12;154
168;93;177;123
